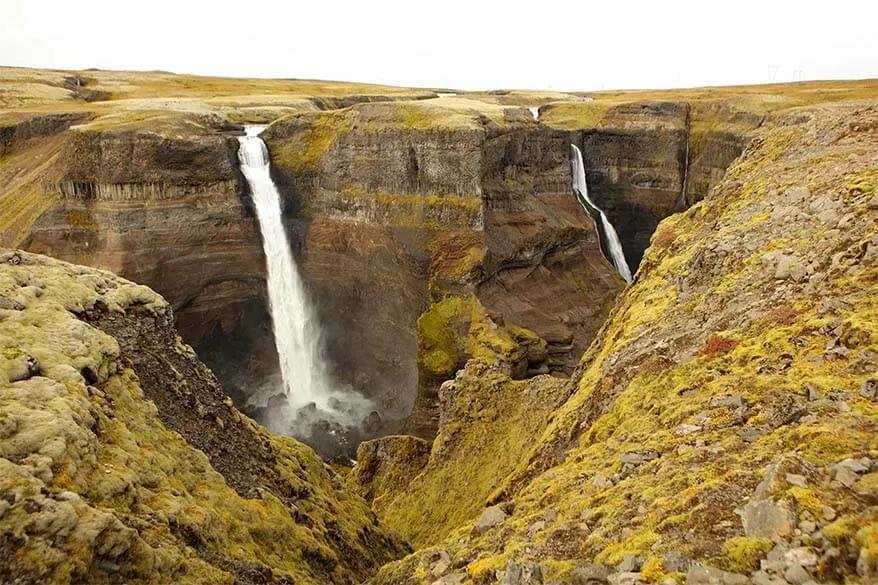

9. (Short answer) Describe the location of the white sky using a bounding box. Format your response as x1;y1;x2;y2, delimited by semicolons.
1;0;876;91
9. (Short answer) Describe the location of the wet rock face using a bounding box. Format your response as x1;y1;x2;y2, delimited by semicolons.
264;113;625;439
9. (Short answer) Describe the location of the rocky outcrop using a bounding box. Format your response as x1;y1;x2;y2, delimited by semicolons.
348;435;431;506
362;360;572;548
371;104;878;584
0;111;89;157
0;249;407;584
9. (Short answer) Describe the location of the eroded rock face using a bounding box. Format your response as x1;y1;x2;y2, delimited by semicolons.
348;435;431;505
7;96;751;446
263;106;630;437
0;249;406;584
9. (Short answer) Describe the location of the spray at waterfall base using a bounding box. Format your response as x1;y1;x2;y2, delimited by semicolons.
245;375;380;461
237;126;378;461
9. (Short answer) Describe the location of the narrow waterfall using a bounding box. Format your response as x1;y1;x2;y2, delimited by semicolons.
678;103;692;209
569;144;633;283
529;106;540;121
237;126;336;412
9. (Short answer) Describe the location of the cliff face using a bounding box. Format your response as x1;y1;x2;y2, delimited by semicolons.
2;68;876;584
15;115;278;407
366;103;878;585
262;101;626;436
0;249;406;584
0;93;756;442
1;71;825;448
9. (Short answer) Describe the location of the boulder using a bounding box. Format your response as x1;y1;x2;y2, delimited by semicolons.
738;499;795;539
568;563;613;585
472;505;507;534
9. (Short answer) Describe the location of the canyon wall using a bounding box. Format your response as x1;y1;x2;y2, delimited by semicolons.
17;116;275;407
3;96;756;441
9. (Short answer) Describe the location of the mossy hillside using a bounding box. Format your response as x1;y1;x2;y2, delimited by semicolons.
373;104;878;583
538;101;613;130
0;135;66;248
264;97;519;176
425;229;487;287
68;109;229;139
266;109;355;172
354;98;514;131
376;360;570;549
0;249;403;584
500;104;877;575
347;435;431;509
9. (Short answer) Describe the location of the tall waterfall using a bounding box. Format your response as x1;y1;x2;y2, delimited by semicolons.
569;145;633;283
237;126;336;411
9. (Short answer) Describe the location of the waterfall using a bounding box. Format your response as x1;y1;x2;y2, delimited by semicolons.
678;103;692;209
529;106;540;121
569;144;633;283
237;125;337;411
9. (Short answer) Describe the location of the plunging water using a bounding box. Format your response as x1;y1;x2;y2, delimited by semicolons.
570;144;633;283
237;126;335;411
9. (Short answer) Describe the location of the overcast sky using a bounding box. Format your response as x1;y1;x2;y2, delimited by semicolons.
2;0;876;91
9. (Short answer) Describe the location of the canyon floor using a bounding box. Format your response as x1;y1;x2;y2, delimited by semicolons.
0;68;876;584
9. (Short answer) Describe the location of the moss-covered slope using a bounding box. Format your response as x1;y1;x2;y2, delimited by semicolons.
0;249;406;584
371;103;878;584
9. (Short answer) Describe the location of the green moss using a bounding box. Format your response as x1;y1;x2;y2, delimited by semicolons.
269;110;353;171
721;537;773;573
823;516;861;545
0;135;64;247
0;250;401;584
416;295;467;377
856;521;878;574
540;101;612;130
377;362;567;547
416;294;524;378
787;486;823;517
595;530;658;565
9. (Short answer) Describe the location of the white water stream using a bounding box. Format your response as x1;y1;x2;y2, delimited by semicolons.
570;144;633;283
237;126;337;411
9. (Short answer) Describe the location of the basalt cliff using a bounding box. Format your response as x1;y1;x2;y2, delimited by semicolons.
0;68;876;584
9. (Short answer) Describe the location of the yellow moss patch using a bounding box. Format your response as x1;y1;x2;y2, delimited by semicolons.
721;537;773;573
268;110;353;171
416;294;522;378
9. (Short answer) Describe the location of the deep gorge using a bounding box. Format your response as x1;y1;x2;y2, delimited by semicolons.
1;68;875;585
11;98;755;449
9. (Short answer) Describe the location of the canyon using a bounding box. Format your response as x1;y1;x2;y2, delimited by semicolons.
0;67;876;585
